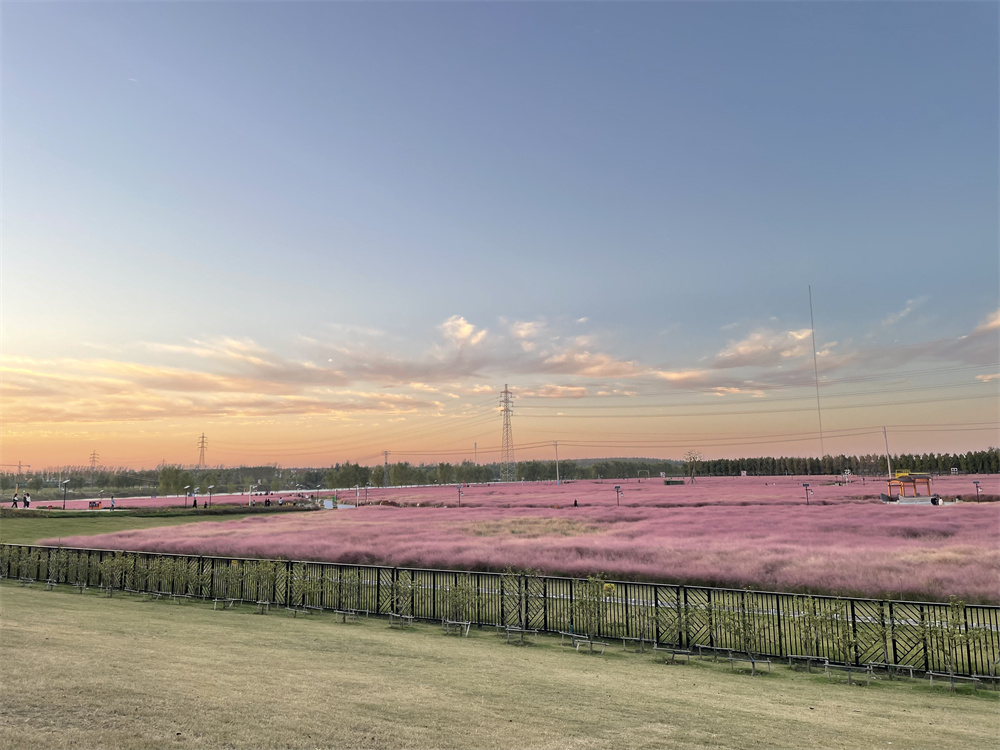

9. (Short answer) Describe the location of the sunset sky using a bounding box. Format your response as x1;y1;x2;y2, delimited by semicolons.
3;2;997;470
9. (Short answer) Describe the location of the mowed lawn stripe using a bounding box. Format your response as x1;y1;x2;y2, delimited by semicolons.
0;513;262;547
1;584;996;750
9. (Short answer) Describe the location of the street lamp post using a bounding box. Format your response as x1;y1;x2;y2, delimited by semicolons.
973;481;981;503
193;487;200;508
803;483;811;506
457;485;462;507
614;485;622;506
365;483;370;505
62;479;71;510
208;485;215;508
183;485;191;508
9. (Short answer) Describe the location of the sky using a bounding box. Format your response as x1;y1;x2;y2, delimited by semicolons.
2;1;998;471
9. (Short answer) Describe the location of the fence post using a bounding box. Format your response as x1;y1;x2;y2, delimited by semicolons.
920;605;929;672
475;572;481;626
889;601;899;665
849;599;859;665
519;573;526;629
543;577;548;633
681;586;690;648
964;605;974;675
706;588;714;648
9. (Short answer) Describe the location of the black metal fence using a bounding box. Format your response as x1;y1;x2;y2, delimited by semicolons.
3;543;997;677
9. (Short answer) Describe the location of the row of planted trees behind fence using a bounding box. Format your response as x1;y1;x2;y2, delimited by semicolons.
3;543;996;677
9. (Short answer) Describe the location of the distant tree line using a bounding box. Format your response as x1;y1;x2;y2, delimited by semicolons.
1;448;995;496
687;449;999;478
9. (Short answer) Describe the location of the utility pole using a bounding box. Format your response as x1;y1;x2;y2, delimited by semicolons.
382;450;391;487
883;426;893;479
197;433;208;468
474;442;478;466
554;441;560;485
499;384;516;482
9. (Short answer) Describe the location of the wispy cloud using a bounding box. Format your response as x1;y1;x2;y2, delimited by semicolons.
521;384;588;399
713;328;814;369
4;310;997;429
881;296;929;327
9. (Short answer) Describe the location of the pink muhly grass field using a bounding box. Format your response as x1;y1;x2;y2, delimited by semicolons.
42;476;1000;604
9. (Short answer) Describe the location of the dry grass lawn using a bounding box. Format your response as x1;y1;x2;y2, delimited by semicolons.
1;582;996;750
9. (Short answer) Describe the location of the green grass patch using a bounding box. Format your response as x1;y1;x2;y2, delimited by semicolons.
0;507;309;546
0;582;995;750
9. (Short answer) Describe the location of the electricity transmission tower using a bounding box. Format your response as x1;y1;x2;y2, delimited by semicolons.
382;450;391;487
89;450;99;486
197;433;208;468
499;384;516;482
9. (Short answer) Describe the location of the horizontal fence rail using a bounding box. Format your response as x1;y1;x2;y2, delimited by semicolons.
3;543;997;678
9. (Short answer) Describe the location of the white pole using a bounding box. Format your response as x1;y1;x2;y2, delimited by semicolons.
554;441;560;485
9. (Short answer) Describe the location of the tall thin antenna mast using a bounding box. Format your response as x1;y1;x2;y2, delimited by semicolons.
882;426;893;479
382;450;391;487
553;441;560;485
808;285;825;457
499;384;516;482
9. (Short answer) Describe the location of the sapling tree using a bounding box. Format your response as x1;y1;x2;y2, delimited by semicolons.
290;563;307;607
0;545;12;578
856;603;894;667
190;559;211;599
792;595;826;657
67;552;83;587
149;556;169;593
170;557;189;595
220;560;242;600
100;553;127;592
75;551;94;587
440;574;477;622
823;599;859;665
338;569;361;611
714;589;764;668
20;548;41;580
51;548;69;584
247;561;277;603
927;596;985;677
499;567;541;629
390;570;414;616
573;575;610;640
301;570;323;609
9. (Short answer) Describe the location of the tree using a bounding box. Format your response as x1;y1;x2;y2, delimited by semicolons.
683;450;704;482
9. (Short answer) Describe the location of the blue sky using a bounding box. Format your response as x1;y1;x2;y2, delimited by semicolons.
2;2;997;468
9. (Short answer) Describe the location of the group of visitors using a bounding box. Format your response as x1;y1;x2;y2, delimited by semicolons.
9;493;30;508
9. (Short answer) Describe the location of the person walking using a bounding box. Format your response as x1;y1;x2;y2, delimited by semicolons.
110;496;115;510
10;493;19;509
23;493;30;508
